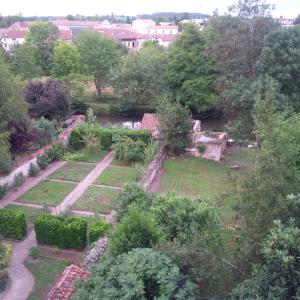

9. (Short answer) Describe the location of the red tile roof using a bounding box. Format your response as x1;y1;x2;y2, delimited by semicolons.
2;30;27;39
52;19;104;27
140;113;160;139
59;30;72;41
46;264;89;300
95;28;144;40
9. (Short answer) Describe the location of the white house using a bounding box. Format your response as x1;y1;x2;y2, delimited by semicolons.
146;25;178;35
132;19;156;33
0;30;26;51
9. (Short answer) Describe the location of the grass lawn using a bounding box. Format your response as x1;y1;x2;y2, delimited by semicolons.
68;149;108;163
25;256;69;300
110;158;134;168
94;166;139;187
72;186;119;213
4;204;48;230
17;180;76;206
48;161;96;182
160;156;230;200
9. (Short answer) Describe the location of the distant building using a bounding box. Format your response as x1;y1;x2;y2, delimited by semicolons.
180;18;208;30
132;19;156;33
0;30;26;51
275;16;295;27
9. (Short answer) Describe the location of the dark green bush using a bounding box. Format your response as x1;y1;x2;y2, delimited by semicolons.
0;209;27;240
46;142;67;162
34;215;87;250
198;144;206;153
13;172;25;188
69;124;151;151
37;153;49;170
29;163;40;177
0;151;12;175
89;220;110;244
0;185;6;199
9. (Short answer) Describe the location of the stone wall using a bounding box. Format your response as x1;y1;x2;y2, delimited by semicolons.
0;115;84;188
139;144;166;190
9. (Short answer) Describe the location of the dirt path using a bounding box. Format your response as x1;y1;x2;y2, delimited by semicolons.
149;168;164;193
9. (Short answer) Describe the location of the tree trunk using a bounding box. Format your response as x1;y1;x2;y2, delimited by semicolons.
94;78;102;97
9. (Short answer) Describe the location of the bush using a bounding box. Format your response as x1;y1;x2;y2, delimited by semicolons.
89;220;110;244
32;117;58;147
0;209;27;240
13;172;25;188
198;144;206;153
29;163;40;177
34;214;87;250
110;205;160;255
37;153;49;170
46;142;67;162
144;140;159;164
30;247;40;258
63;152;87;161
0;132;13;175
0;185;6;199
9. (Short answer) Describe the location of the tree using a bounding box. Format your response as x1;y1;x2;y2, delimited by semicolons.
0;132;12;174
10;42;42;80
294;14;300;25
158;97;191;154
72;248;197;299
25;79;71;121
75;31;120;96
165;24;217;113
257;26;300;111
232;220;300;299
109;205;160;256
32;117;58;147
112;46;167;110
27;22;59;75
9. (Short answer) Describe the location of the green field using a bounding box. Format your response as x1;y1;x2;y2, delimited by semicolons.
72;186;119;213
94;166;139;187
18;181;76;206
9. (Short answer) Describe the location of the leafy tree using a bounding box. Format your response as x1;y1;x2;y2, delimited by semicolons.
27;22;59;75
72;248;197;299
0;132;12;174
257;26;300;111
25;79;71;121
165;24;217;113
109;205;160;256
32;117;58;147
75;31;120;96
294;14;300;25
112;46;167;110
10;42;42;80
232;220;300;299
158;97;191;154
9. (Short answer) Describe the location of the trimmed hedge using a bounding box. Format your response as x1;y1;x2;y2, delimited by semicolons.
89;219;110;244
69;124;151;150
0;209;27;240
34;215;87;250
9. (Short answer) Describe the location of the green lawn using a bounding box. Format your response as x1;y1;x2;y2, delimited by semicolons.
72;186;119;213
160;157;230;200
48;161;96;182
18;180;76;206
78;150;108;163
4;204;48;230
94;166;139;187
110;158;134;168
25;257;69;300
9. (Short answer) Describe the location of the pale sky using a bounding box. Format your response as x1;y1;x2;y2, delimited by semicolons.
0;0;298;18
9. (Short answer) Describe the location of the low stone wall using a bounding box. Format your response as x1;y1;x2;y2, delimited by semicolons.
0;115;84;188
139;144;166;190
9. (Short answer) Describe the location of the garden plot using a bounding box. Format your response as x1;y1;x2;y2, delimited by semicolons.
17;180;76;206
47;161;96;182
72;186;119;214
94;165;139;187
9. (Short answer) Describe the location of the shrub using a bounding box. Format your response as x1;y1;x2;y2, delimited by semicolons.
0;185;6;199
0;132;13;174
0;242;11;292
63;152;87;161
32;117;58;147
13;172;25;188
110;205;160;255
0;209;27;240
89;220;110;244
198;144;206;153
144;140;159;164
30;247;40;258
34;214;87;250
29;163;40;177
37;153;49;170
46;142;67;162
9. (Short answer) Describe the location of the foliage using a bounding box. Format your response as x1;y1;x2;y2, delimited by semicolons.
72;248;197;300
198;144;206;153
46;142;67;162
0;185;6;199
0;241;11;292
158;97;191;154
34;214;87;250
165;24;217;113
13;172;26;188
75;30;120;96
112;46;167;110
232;220;300;299
0;132;12;174
144;140;159;164
30;247;40;258
115;182;151;220
32;117;58;147
85;108;96;125
79;128;101;155
29;163;40;177
109;205;160;256
89;220;110;244
27;22;59;75
0;208;27;240
25;79;71;121
112;134;146;162
37;153;49;170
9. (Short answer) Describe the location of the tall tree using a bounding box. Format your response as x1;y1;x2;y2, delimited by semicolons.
27;22;59;75
75;31;120;97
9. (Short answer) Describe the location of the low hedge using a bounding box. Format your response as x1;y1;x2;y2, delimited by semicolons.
89;219;110;244
0;209;27;240
69;124;151;150
34;215;87;250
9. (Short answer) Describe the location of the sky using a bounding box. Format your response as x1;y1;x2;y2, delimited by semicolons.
0;0;298;18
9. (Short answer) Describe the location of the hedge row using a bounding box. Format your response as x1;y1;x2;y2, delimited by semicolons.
69;124;151;150
34;215;87;250
0;209;27;240
89;220;111;244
